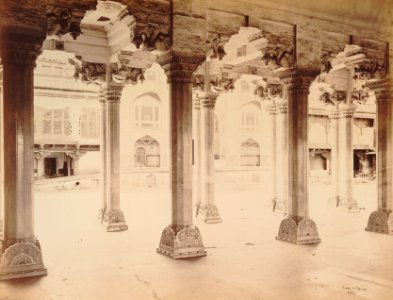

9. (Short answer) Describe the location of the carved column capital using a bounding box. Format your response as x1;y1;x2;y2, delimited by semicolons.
264;103;277;115
363;79;393;103
200;92;218;109
157;51;206;83
338;105;356;119
276;68;320;93
1;39;43;67
100;83;124;104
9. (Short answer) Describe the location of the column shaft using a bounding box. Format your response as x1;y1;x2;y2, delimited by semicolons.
265;103;278;210
337;106;358;211
100;84;127;232
276;68;321;245
199;94;222;223
329;111;340;205
0;33;47;279
275;101;288;213
192;97;201;209
364;79;393;233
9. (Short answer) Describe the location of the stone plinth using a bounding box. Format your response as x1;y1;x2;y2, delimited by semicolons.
157;225;207;259
276;217;321;245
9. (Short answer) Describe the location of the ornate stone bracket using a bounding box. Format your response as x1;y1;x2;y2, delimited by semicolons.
209;35;227;60
276;217;321;245
70;59;106;85
157;225;207;258
111;63;145;85
262;45;294;69
133;24;170;52
46;6;81;39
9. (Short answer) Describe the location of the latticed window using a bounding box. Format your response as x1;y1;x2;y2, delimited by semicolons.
80;108;99;138
240;102;261;131
134;94;160;128
42;108;72;136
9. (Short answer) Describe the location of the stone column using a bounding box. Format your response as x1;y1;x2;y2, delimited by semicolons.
34;151;46;179
99;83;128;232
157;52;207;258
328;109;340;205
0;34;47;279
275;99;288;213
364;79;393;233
264;102;278;211
337;103;359;211
192;96;202;212
198;93;222;223
99;90;108;223
276;68;321;245
0;74;3;236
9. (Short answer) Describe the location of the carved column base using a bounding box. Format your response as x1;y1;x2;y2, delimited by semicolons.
157;225;207;259
0;240;47;280
276;217;321;245
272;198;287;214
337;197;360;213
102;209;128;232
365;210;393;234
197;203;222;224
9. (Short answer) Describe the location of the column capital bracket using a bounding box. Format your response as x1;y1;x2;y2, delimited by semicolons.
99;83;124;104
157;51;206;83
363;79;393;102
276;67;320;92
199;92;218;108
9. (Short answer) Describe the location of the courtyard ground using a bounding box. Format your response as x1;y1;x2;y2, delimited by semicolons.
1;181;392;300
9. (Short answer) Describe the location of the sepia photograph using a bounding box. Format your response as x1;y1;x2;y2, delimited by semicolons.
0;0;393;299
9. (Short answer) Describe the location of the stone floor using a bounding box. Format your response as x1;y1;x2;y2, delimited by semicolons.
1;182;393;300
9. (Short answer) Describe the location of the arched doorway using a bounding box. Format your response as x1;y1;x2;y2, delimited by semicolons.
240;138;260;166
134;136;160;167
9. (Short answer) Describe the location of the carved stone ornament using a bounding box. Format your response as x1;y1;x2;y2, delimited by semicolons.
70;59;106;85
47;6;81;39
197;203;222;224
319;89;346;106
157;225;207;259
99;83;124;104
277;68;320;93
157;52;206;83
133;24;170;52
262;45;294;69
365;210;393;234
103;209;128;232
111;63;145;84
363;79;392;103
321;52;333;73
210;36;227;60
353;60;385;81
276;217;321;244
0;241;47;280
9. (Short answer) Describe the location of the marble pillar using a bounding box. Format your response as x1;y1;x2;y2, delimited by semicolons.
275;99;288;213
337;103;359;211
0;33;47;279
157;52;207;258
0;76;3;237
99;83;128;232
364;79;393;233
192;96;202;212
264;102;278;211
198;93;222;223
276;68;321;245
328;109;340;205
